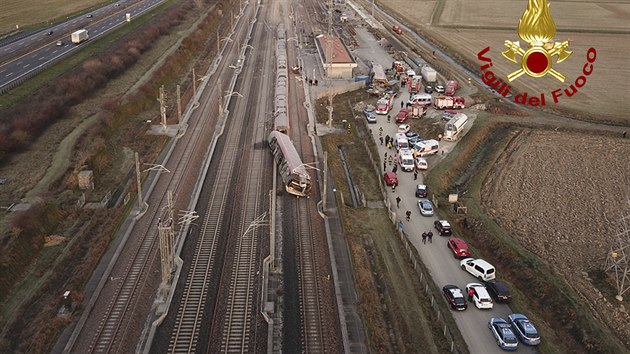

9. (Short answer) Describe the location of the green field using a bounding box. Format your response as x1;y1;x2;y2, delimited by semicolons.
1;0;105;35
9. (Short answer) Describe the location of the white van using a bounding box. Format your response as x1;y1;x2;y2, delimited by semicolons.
407;93;432;106
395;133;409;150
444;113;469;141
399;149;415;171
413;139;439;157
460;258;496;281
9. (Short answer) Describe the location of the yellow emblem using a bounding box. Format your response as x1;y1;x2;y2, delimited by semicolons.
502;0;572;82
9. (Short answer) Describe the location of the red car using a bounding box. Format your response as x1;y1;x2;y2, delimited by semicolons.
447;237;471;258
384;172;398;186
395;109;409;123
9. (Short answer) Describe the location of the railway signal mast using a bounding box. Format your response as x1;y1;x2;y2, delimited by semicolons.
604;198;630;301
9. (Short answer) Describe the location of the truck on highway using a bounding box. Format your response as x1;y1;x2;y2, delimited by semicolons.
421;66;437;83
445;80;458;96
71;29;89;44
433;96;465;110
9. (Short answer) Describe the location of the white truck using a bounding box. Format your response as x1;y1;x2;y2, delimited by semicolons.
421;66;437;83
71;29;89;44
444;113;469;141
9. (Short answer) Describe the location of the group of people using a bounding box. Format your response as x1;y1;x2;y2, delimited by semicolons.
421;231;434;244
305;77;318;86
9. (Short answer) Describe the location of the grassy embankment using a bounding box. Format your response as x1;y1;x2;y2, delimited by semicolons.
0;0;232;352
424;115;628;354
315;89;467;354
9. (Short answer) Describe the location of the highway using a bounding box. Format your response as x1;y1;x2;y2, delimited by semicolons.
0;0;165;92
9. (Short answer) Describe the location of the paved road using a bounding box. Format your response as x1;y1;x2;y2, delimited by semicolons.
345;8;539;352
0;0;164;91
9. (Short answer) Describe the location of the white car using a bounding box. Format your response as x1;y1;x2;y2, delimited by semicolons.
460;258;496;281
435;85;445;93
397;124;410;133
399;150;415;172
465;283;494;309
415;157;427;170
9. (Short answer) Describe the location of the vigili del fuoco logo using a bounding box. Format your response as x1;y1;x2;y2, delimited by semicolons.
476;0;596;106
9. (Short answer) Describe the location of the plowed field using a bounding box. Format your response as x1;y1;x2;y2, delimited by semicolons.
481;129;630;346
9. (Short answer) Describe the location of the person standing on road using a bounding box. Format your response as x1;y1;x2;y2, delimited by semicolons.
379;127;383;136
405;210;411;221
387;115;391;123
392;183;397;192
393;154;398;164
468;288;475;301
428;231;433;243
400;100;404;109
396;196;401;208
392;165;398;174
414;171;418;180
383;161;387;172
379;136;384;145
422;232;427;244
388;156;393;165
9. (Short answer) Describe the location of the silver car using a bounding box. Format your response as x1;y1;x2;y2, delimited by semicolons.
363;105;377;124
417;199;434;216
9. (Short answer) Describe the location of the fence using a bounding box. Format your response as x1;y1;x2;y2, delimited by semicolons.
358;114;466;354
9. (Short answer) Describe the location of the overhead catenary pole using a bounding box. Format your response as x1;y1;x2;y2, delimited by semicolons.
135;152;143;210
176;85;181;122
326;0;334;128
158;85;167;130
192;67;197;96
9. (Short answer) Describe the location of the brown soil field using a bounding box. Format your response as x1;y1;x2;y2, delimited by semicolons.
437;0;630;30
379;0;630;123
1;0;102;35
481;129;630;347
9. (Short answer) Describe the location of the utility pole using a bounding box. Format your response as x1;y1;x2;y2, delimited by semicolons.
192;67;197;96
326;0;334;128
135;152;143;210
157;85;167;130
604;198;630;301
158;191;176;287
176;85;181;122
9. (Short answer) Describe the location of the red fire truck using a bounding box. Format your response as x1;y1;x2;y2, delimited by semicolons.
433;96;465;109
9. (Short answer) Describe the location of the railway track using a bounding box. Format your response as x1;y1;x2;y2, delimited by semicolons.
84;75;214;354
169;2;269;352
295;200;326;353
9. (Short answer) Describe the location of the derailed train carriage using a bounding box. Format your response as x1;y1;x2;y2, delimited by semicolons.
274;23;289;133
268;131;312;197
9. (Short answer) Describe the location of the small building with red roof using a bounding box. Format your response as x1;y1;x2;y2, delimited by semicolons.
314;34;357;79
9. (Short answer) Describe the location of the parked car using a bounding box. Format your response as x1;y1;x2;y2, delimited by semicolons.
484;281;512;302
397;124;410;133
415;157;427;170
384;172;398;186
363;105;377;123
460;258;495;281
508;313;541;345
424;85;433;94
489;317;519;351
408;135;422;146
415;184;427;198
441;109;458;121
417;199;434;216
395;109;409;123
442;285;467;311
435;85;445;93
466;283;494;309
405;132;420;140
448;237;471;258
434;220;452;236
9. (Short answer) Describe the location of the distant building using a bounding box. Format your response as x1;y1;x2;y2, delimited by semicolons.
314;34;357;79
